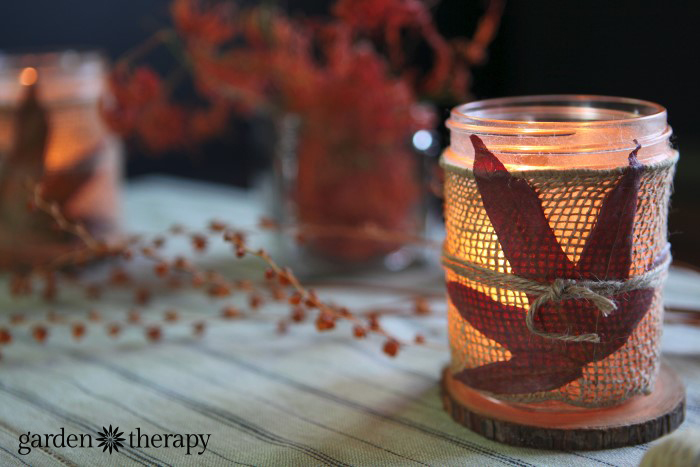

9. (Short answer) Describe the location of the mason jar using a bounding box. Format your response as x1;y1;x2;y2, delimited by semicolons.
0;50;122;271
442;95;677;409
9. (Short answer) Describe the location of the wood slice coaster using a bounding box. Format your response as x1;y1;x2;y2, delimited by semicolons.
441;362;685;450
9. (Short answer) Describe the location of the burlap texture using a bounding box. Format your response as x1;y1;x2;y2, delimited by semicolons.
443;156;677;407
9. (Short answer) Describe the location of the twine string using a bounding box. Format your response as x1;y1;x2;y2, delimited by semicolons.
442;250;671;343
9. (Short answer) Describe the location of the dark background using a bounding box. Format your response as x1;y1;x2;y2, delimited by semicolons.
1;0;699;265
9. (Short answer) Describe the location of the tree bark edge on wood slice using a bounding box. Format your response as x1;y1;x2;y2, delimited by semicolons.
441;361;685;450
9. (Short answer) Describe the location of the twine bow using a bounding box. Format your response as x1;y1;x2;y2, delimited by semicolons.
442;250;671;344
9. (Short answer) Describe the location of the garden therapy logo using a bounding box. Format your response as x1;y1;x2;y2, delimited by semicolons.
95;425;126;454
18;426;211;456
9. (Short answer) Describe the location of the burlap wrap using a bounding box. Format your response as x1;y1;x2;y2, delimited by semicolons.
442;155;677;407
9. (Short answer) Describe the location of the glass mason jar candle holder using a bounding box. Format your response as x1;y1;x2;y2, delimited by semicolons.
440;95;682;449
0;50;122;271
270;114;427;276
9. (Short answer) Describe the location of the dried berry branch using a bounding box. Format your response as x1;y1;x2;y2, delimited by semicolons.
6;183;441;357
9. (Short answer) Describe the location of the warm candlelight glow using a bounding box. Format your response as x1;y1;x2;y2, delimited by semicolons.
19;67;38;86
443;95;677;407
0;51;123;271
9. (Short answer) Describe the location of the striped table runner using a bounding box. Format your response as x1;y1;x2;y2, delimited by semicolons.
0;177;698;466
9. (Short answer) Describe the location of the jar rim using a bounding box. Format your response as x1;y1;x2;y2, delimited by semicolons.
449;95;666;131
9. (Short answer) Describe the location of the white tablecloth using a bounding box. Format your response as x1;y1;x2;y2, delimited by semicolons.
0;176;698;466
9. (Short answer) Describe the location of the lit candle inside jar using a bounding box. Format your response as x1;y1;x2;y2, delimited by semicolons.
442;95;677;408
0;50;123;270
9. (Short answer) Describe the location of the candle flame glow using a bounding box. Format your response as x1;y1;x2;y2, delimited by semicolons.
19;67;38;86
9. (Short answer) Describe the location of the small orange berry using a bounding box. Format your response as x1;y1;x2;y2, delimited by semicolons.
146;326;162;342
291;307;305;322
315;312;335;331
368;313;381;331
208;284;231;297
141;246;155;257
221;306;241;319
258;217;278;230
277;320;288;335
209;220;227;232
305;291;319;308
154;262;169;277
278;268;292;286
270;286;286;301
110;268;130;285
191;234;207;252
191;274;205;287
193;321;206;337
264;268;276;280
413;297;431;315
169;224;184;234
353;326;367;339
72;323;87;340
383;339;400;357
0;328;12;345
174;256;191;270
134;288;151;305
32;326;48;343
85;284;102;299
249;294;263;309
10;314;25;324
414;334;426;345
164;309;179;322
235;247;246;258
107;323;121;337
127;309;141;324
289;292;302;305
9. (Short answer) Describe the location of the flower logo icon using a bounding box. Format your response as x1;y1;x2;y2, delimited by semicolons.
95;425;126;454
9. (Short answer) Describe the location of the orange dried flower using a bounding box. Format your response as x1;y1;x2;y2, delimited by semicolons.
171;0;236;46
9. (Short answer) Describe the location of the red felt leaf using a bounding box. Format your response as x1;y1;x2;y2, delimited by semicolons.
455;354;583;394
41;145;100;205
578;143;643;280
447;138;656;395
471;135;577;282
